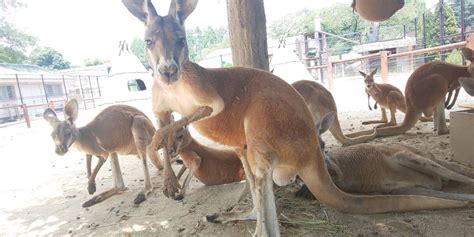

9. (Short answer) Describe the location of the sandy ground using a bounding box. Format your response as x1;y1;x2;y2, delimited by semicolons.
1;77;474;236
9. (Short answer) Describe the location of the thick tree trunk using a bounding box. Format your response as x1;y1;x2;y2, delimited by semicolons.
226;0;269;71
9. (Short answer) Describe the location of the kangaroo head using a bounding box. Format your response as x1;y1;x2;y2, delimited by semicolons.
122;0;198;85
166;125;192;157
43;99;80;156
359;68;377;88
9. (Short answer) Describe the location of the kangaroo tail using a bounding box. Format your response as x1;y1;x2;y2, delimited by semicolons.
376;106;421;137
330;114;376;146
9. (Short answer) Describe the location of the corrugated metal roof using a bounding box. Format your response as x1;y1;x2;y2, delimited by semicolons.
0;64;51;74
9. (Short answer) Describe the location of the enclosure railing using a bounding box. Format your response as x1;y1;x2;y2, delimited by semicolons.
307;33;474;92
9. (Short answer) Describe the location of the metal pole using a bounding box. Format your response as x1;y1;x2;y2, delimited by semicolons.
422;13;427;62
14;74;24;105
78;75;87;109
439;0;445;46
461;0;466;41
61;75;68;101
414;18;418;45
40;74;49;103
87;76;95;108
403;25;406;38
96;76;101;97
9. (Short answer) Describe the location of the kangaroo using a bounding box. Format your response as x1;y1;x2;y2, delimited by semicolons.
360;69;432;128
351;0;404;22
460;76;474;96
160;126;245;199
297;113;474;201
376;48;474;137
43;99;162;207
123;1;472;235
292;80;376;146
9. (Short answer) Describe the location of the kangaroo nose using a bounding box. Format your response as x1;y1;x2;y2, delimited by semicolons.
158;63;178;78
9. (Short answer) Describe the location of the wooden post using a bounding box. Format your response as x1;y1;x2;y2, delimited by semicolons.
48;101;55;110
22;104;30;128
380;51;389;83
327;60;334;92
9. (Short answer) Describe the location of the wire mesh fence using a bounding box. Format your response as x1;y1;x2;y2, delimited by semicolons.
0;73;104;127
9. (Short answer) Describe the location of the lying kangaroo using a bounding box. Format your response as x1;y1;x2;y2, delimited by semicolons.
360;69;431;128
160;126;245;199
377;47;474;137
292;80;376;146
123;0;472;235
43;100;162;207
351;0;404;22
297;113;474;200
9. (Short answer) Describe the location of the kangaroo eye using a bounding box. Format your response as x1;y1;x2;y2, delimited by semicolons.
144;39;152;46
177;37;185;45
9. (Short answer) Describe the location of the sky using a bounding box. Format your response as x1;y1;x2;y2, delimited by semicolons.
12;0;438;66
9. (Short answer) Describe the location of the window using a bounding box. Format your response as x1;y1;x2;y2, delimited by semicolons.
0;85;16;101
127;79;147;92
45;84;64;97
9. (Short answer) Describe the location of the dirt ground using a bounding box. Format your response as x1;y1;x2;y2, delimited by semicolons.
1;93;474;236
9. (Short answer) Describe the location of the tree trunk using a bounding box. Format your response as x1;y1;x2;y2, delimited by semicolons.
226;0;269;71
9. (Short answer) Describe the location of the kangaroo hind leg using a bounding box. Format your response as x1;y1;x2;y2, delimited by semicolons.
132;115;155;205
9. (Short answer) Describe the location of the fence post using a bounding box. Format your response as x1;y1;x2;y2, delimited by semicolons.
96;76;101;97
87;76;95;108
21;104;30;128
78;75;87;109
14;74;24;105
62;75;68;101
380;51;389;83
327;60;333;92
40;74;49;103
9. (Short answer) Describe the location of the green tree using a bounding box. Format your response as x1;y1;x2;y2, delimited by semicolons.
185;26;229;61
0;0;37;64
29;47;71;70
130;37;150;69
84;58;109;67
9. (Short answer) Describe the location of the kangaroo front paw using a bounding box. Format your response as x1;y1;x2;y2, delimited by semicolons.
87;182;96;195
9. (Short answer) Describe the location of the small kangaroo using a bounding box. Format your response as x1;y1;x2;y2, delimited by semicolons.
43;100;162;207
292;80;376;146
351;0;404;22
162;126;245;199
297;113;474;201
376;48;474;137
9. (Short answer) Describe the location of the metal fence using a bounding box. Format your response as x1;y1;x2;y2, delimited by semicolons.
0;73;104;128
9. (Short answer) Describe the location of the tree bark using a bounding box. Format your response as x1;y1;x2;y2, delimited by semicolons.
226;0;269;71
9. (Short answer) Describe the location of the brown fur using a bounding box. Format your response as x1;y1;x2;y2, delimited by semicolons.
163;126;245;196
292;80;376;146
352;0;404;22
377;50;474;137
44;100;162;207
123;1;472;235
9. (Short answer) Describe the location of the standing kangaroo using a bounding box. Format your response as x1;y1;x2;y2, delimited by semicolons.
292;80;376;146
297;113;474;201
377;48;474;137
161;126;245;199
43;100;162;207
123;1;472;235
351;0;404;22
360;69;431;128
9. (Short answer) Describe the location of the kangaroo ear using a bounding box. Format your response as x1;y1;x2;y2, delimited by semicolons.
359;70;366;77
64;99;79;124
316;112;336;135
168;0;198;25
371;68;377;76
43;108;60;127
462;47;473;62
122;0;159;24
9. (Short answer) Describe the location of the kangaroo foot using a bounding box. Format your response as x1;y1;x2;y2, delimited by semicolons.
206;208;256;224
376;122;396;128
87;182;96;195
436;128;449;135
82;187;127;207
133;187;153;205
